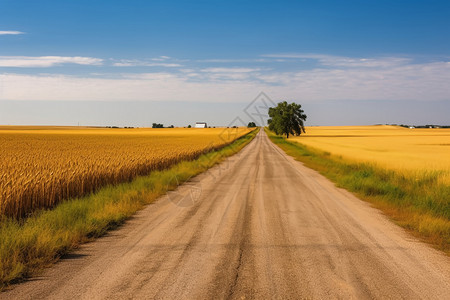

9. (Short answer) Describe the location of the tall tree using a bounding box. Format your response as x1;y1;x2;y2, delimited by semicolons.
268;101;307;138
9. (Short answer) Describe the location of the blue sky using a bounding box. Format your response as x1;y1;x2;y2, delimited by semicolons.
1;0;449;126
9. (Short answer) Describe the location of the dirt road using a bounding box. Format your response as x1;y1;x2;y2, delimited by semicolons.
2;130;449;299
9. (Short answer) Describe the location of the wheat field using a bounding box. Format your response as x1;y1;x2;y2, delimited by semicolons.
291;125;450;183
267;126;449;253
0;126;252;218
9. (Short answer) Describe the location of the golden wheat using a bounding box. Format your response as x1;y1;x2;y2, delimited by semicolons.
0;126;252;218
290;125;450;182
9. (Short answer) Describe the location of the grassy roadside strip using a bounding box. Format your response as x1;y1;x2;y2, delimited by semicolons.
0;128;259;290
265;128;449;254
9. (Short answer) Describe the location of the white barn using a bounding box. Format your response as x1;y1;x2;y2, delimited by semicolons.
195;122;207;128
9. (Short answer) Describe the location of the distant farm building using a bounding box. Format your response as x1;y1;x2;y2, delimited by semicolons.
195;122;207;128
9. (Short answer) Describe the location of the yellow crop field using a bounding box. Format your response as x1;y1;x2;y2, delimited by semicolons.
267;125;449;253
0;126;252;218
290;125;450;182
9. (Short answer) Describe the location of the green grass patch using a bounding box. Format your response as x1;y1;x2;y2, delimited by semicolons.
0;128;259;290
265;128;450;254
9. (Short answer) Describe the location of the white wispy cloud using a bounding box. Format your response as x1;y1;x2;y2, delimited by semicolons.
0;72;258;102
262;53;411;68
0;56;103;67
197;58;269;63
1;60;449;102
0;31;25;35
112;59;181;67
179;68;196;73
151;56;171;61
196;67;263;81
120;73;177;80
200;67;261;73
1;53;449;103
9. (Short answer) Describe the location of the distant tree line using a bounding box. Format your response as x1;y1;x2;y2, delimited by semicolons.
395;124;449;129
152;123;176;128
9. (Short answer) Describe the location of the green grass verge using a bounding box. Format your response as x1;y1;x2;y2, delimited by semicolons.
0;128;259;290
265;128;450;254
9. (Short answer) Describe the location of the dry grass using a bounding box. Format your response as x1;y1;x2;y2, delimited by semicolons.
0;126;252;218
